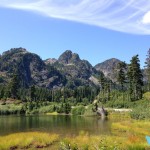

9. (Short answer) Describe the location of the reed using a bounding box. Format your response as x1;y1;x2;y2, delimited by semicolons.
0;132;59;149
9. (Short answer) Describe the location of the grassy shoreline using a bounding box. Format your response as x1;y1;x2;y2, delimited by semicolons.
0;113;150;150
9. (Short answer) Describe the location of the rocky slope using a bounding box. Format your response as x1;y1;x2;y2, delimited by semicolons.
0;48;101;89
44;58;57;65
0;48;66;89
47;50;99;88
94;58;122;82
1;48;134;89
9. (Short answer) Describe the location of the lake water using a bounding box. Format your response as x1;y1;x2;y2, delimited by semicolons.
0;115;112;136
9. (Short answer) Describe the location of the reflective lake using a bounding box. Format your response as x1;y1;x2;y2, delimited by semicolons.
0;115;112;136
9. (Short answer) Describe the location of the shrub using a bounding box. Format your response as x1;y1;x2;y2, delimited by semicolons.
143;92;150;101
39;105;55;114
83;104;96;116
105;99;131;108
0;104;23;115
130;100;150;120
71;106;85;115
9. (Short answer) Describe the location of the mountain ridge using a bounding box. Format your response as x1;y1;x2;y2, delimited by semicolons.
0;48;124;89
94;58;122;82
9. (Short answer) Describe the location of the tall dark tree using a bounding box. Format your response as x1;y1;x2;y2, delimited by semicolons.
98;73;105;102
104;80;111;101
98;73;105;90
117;61;127;90
127;55;143;101
9;73;20;99
145;48;150;91
30;85;36;101
98;73;111;102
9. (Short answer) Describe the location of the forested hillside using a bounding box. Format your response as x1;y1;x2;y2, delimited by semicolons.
0;47;149;118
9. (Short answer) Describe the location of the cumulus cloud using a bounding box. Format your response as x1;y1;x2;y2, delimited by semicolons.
0;0;150;34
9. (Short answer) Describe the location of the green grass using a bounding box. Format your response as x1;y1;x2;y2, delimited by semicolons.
71;105;85;115
0;104;23;115
0;132;59;150
60;119;150;150
0;117;150;150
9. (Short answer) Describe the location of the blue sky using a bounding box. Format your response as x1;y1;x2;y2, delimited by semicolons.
0;0;150;68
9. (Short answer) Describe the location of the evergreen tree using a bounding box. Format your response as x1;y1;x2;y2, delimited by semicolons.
64;103;71;114
127;55;143;101
30;85;36;101
9;73;20;99
98;73;111;102
98;73;105;91
98;73;105;102
117;62;126;91
104;80;111;102
0;86;4;99
145;48;150;91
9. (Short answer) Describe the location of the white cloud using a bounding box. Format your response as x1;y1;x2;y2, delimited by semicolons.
142;11;150;24
0;0;150;34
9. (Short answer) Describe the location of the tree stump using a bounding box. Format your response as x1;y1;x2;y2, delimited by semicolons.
96;106;108;118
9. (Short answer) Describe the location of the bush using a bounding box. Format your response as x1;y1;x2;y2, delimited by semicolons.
0;104;23;115
143;92;150;101
26;109;39;115
105;99;131;108
71;106;85;115
39;105;55;114
56;103;71;114
83;104;96;116
130;100;150;120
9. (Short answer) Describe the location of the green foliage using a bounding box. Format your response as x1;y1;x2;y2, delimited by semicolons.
130;100;150;120
0;132;59;150
105;99;131;108
127;55;143;101
39;105;55;113
117;61;127;90
127;145;146;150
145;48;150;91
56;103;71;114
71;105;85;115
99;90;130;108
143;92;150;100
0;104;23;115
9;73;20;99
84;104;97;116
30;85;36;101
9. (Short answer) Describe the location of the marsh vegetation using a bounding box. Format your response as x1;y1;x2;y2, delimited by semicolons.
0;115;149;150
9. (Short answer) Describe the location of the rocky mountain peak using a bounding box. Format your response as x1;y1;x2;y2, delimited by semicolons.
2;47;27;56
44;58;57;65
95;58;122;82
58;50;80;65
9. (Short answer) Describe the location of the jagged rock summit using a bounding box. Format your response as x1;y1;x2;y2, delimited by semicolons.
0;48;65;89
0;48;127;89
52;50;99;88
58;50;80;65
0;48;101;89
44;58;57;65
95;58;122;82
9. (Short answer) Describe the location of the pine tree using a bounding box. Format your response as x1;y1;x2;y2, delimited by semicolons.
127;55;143;101
104;80;111;102
30;85;36;101
99;72;105;91
145;48;150;91
117;62;126;91
64;103;71;114
9;73;20;99
0;86;4;99
98;73;111;102
98;73;105;102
